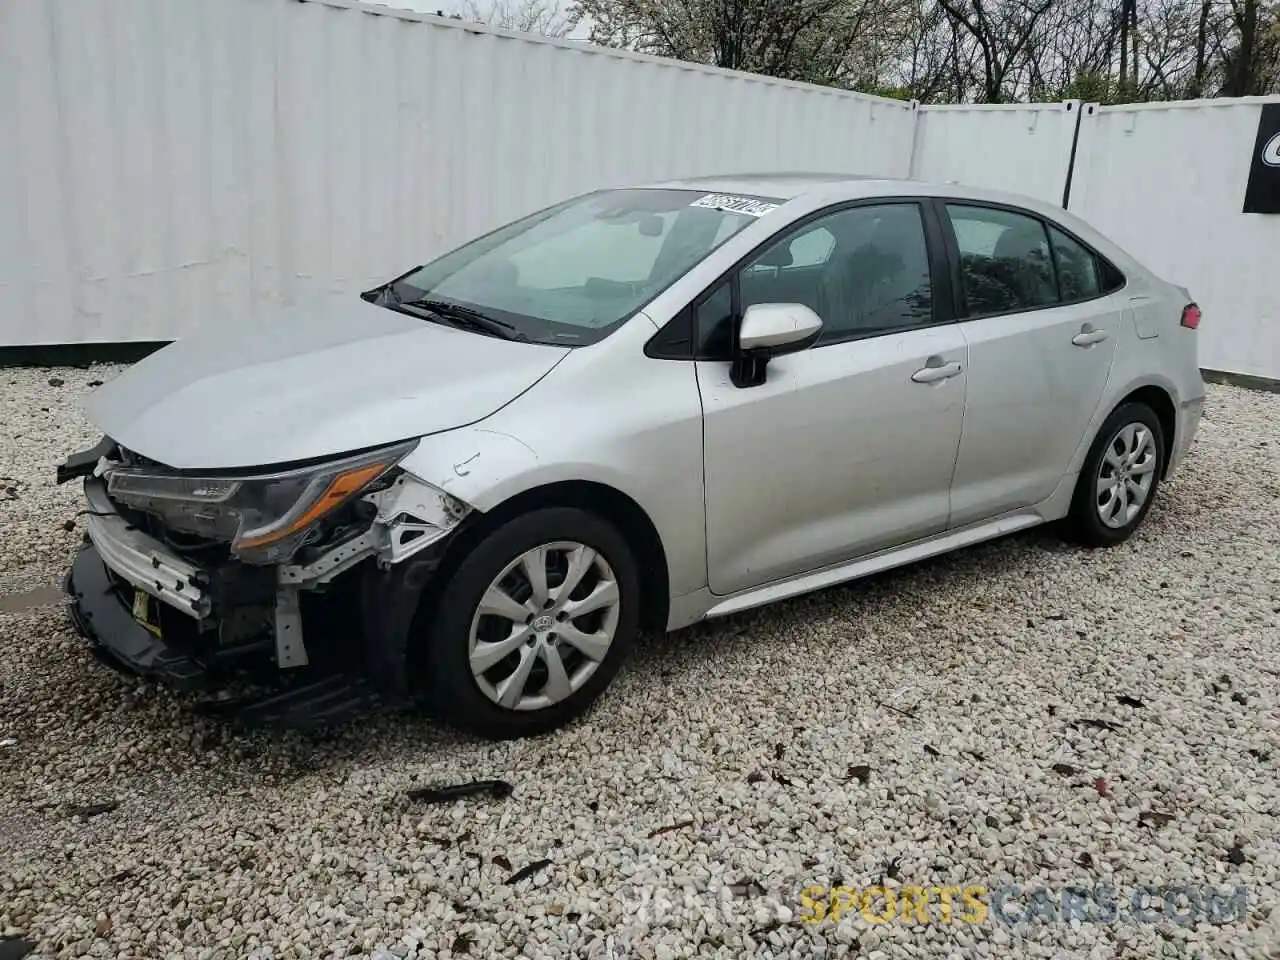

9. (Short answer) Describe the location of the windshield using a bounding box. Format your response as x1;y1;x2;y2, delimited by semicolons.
384;188;780;345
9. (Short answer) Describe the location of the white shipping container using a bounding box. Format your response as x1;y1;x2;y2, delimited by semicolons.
0;0;915;346
910;101;1084;205
1068;99;1280;380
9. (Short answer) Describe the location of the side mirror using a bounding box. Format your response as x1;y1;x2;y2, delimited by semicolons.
739;303;823;351
732;303;822;388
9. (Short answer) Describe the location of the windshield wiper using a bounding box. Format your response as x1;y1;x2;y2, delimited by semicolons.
397;297;528;342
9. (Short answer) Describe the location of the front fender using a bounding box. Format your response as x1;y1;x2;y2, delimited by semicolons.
398;428;542;510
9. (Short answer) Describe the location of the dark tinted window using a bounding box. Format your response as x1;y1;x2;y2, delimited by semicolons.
946;204;1057;315
1049;226;1101;301
742;203;932;344
1100;257;1126;293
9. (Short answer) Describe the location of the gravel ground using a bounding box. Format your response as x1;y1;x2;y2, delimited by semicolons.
1;367;1278;960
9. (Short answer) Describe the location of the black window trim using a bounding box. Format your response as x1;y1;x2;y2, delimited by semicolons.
929;196;1128;323
645;196;959;361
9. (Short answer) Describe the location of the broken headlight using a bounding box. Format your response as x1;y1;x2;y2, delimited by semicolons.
105;439;419;565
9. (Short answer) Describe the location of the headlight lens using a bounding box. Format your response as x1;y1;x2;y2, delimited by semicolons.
106;440;418;564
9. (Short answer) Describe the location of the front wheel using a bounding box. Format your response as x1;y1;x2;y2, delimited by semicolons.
420;507;640;740
1067;402;1165;547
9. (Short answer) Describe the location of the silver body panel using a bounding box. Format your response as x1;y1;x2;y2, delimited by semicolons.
80;174;1207;634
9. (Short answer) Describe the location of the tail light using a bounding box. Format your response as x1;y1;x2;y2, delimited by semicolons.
1181;303;1202;329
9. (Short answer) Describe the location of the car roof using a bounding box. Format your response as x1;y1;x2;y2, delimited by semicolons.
641;171;1058;212
636;172;1146;277
642;172;896;200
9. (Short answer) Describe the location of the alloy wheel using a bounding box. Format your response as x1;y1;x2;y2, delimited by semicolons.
1095;422;1158;529
467;541;621;712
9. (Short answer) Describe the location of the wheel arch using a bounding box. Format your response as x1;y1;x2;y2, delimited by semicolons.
1114;383;1177;477
432;479;671;637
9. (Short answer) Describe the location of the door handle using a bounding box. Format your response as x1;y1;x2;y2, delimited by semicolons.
911;359;963;383
1072;325;1109;347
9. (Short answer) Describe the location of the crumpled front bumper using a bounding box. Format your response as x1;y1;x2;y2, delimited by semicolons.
64;541;209;687
62;474;449;728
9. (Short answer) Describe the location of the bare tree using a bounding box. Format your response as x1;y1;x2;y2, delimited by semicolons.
933;0;1057;101
573;0;1279;101
464;0;576;37
571;0;912;87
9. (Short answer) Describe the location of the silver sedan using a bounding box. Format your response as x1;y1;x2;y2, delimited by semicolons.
60;173;1206;738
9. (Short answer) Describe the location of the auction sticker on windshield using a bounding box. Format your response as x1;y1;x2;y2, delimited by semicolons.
690;194;779;217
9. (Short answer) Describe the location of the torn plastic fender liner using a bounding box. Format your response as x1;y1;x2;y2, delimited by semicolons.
360;538;450;699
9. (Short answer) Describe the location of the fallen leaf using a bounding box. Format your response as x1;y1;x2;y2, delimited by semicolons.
69;801;119;818
505;859;552;885
1094;778;1113;798
647;820;694;839
546;903;565;916
847;764;872;784
1051;763;1079;776
1117;695;1145;708
406;780;512;804
1074;718;1121;732
0;937;37;960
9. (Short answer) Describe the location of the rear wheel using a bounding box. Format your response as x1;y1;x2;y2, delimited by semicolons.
1067;402;1165;546
421;507;640;739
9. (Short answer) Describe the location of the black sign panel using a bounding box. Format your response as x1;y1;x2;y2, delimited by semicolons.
1243;102;1280;214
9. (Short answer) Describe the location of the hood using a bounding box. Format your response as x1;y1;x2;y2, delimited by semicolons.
84;295;570;470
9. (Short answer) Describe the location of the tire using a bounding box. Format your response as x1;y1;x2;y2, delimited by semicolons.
420;506;640;740
1067;402;1165;547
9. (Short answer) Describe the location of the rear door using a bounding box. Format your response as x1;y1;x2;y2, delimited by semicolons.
939;202;1123;528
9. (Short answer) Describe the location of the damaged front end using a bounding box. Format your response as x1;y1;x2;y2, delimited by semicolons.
59;436;470;728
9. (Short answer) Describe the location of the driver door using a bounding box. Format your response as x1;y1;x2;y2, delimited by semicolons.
695;201;968;596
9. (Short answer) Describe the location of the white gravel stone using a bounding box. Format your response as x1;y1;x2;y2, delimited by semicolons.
1;372;1278;959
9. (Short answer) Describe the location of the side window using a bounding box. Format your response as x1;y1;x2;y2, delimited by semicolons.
946;204;1057;315
746;204;933;342
1099;257;1126;294
694;203;935;357
1048;226;1101;301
